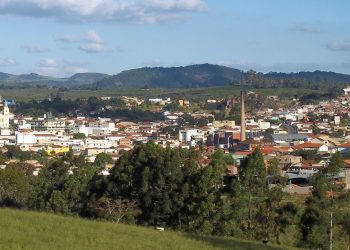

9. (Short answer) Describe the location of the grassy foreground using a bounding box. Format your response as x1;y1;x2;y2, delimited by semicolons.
0;208;293;250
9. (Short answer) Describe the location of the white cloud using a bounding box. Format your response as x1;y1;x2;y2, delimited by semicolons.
57;30;107;53
79;43;106;53
0;57;17;66
56;30;103;43
55;34;81;43
38;58;57;67
291;23;322;33
0;0;208;24
21;44;47;53
35;58;89;77
326;39;350;51
85;30;103;44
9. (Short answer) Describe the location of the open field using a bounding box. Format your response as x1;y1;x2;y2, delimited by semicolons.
0;208;295;250
0;86;324;101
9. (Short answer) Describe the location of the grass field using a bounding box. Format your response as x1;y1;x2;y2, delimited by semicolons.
0;86;323;102
0;208;296;250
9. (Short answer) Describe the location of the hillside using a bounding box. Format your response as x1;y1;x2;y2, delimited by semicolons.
93;64;243;89
1;64;350;89
93;64;350;89
68;72;109;85
0;72;109;88
264;70;350;84
0;208;291;250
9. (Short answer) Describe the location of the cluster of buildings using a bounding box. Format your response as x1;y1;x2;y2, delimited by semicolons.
1;86;350;190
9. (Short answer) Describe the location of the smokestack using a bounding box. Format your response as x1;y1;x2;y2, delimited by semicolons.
240;91;246;141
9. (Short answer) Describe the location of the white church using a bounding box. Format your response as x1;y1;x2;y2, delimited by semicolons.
0;97;10;130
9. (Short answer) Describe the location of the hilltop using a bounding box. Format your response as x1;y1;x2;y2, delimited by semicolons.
0;72;109;88
93;64;243;89
0;208;290;250
1;64;350;89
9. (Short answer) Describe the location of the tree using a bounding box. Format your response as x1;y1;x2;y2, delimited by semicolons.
255;187;283;242
29;159;70;210
339;212;350;250
84;142;225;234
73;133;86;139
47;190;69;214
265;128;274;135
94;153;113;167
94;197;137;223
298;152;344;249
311;124;321;135
239;147;267;239
239;147;267;196
0;165;32;207
275;202;298;243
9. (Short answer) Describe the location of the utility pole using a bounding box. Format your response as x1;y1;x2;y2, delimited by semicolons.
330;211;333;250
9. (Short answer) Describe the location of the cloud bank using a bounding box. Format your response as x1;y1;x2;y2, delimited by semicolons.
56;30;107;53
327;39;350;51
291;23;322;33
0;57;17;66
0;0;208;24
36;58;89;77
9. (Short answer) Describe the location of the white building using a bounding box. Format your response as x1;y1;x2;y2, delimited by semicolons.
85;139;114;149
258;120;271;130
15;132;38;145
179;129;205;144
0;102;10;129
343;86;350;95
70;124;89;137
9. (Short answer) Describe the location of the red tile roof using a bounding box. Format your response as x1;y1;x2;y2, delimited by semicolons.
339;142;350;148
293;142;323;150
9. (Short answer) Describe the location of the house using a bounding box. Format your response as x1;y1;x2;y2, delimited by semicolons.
293;142;329;152
178;129;204;145
44;146;70;156
265;134;309;146
338;142;350;154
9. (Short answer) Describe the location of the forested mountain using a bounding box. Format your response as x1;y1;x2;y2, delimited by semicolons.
93;64;243;89
0;72;109;88
1;64;350;89
68;73;109;85
93;64;350;89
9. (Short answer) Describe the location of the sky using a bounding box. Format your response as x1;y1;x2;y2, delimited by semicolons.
0;0;349;77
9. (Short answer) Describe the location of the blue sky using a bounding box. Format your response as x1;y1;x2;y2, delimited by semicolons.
0;0;349;77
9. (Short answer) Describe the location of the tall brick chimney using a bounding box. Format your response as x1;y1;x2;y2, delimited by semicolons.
240;91;246;141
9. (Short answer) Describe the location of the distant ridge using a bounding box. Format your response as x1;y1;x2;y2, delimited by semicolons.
93;64;350;89
93;64;243;89
1;64;350;89
0;72;110;87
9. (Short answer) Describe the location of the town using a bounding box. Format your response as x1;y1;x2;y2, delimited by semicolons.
1;86;350;194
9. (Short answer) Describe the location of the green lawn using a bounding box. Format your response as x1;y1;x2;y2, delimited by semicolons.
0;208;295;250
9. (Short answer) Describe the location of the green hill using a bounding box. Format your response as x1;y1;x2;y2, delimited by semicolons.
0;208;291;250
68;72;109;85
2;64;349;90
93;64;350;89
93;64;243;89
0;72;109;88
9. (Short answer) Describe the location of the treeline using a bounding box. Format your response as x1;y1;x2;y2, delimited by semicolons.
15;97;163;122
232;70;348;92
0;143;349;248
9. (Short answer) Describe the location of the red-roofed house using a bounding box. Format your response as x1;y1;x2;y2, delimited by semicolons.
338;142;350;154
293;142;328;152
